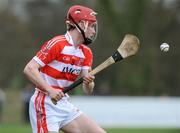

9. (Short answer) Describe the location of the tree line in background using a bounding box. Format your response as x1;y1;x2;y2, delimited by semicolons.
0;0;180;96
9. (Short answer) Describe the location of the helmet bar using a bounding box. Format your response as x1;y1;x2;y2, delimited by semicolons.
68;14;92;45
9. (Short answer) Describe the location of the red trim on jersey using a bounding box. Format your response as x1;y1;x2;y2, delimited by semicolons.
57;54;84;66
36;37;67;66
47;36;66;46
79;44;93;67
41;93;48;132
40;65;78;81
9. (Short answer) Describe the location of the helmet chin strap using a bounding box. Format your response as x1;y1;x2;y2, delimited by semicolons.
68;14;92;45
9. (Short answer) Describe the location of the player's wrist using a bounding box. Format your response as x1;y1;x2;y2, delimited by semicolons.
45;87;51;96
83;82;94;94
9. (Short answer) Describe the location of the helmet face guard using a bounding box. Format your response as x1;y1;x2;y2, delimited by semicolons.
68;14;98;45
85;21;98;45
66;5;98;45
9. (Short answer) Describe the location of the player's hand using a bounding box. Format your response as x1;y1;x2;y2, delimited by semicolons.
83;74;95;85
47;88;65;104
82;74;95;94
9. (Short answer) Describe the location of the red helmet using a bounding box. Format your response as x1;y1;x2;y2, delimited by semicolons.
66;5;97;24
66;5;98;45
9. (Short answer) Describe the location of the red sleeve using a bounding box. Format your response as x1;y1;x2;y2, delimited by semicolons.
33;39;64;66
81;46;93;69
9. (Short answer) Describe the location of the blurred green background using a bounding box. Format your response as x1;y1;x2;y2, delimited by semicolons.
0;0;180;133
1;0;180;96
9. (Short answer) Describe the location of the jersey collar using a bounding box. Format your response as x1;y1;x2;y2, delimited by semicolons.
65;31;74;45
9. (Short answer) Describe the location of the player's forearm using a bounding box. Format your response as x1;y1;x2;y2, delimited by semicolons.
23;63;51;93
82;81;95;94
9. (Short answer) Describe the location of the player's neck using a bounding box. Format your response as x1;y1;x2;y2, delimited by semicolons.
68;30;83;47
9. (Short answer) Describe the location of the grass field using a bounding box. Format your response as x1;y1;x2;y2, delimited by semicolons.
0;124;180;133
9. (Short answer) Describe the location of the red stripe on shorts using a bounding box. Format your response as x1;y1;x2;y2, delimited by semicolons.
35;91;41;133
41;93;48;132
